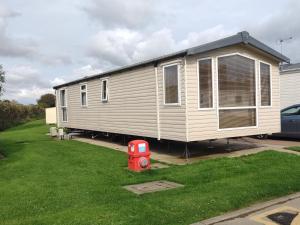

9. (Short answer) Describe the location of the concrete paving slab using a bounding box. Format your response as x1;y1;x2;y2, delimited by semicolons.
73;136;300;165
123;180;184;195
192;192;300;225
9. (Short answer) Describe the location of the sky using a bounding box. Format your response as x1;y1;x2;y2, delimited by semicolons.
0;0;299;104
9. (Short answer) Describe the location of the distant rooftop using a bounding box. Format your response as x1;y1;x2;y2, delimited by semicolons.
280;63;300;72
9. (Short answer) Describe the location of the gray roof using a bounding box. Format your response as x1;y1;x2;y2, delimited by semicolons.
54;31;289;89
280;63;300;72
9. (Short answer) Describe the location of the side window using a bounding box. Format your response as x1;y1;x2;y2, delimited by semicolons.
282;106;300;116
60;89;67;122
101;79;108;102
80;84;87;107
198;58;213;109
260;62;271;106
163;64;180;105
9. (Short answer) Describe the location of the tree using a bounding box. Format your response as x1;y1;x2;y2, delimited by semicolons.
37;93;56;108
0;65;5;97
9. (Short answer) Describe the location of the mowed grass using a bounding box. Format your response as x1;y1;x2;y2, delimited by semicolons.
287;146;300;152
0;121;300;225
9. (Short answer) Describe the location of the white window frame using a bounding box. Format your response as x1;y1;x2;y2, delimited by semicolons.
197;57;215;110
163;63;181;106
101;78;109;102
60;88;68;122
259;60;272;108
216;52;259;131
80;83;88;107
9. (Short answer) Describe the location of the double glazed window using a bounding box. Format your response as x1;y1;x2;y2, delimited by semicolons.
164;64;180;104
198;59;213;109
101;79;108;102
60;89;67;122
260;62;271;106
218;55;256;129
80;84;87;107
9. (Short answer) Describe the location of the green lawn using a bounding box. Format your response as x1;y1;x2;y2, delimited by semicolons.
0;120;300;225
287;146;300;152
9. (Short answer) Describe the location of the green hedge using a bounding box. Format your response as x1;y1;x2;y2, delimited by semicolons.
0;101;44;131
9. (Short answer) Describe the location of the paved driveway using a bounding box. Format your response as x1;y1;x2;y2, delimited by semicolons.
193;193;300;225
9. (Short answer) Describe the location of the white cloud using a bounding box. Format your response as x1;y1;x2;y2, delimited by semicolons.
87;25;236;68
73;64;102;77
2;65;53;103
82;0;161;29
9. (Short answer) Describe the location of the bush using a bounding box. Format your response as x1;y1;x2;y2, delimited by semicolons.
0;100;44;131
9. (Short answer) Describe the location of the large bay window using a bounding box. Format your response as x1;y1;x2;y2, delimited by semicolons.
218;54;256;129
260;62;271;106
198;58;213;109
60;89;67;122
164;64;180;105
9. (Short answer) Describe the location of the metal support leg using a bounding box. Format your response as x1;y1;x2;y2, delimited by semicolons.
208;140;214;150
184;143;190;163
226;138;232;152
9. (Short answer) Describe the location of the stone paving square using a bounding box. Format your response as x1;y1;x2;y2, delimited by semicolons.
123;180;184;195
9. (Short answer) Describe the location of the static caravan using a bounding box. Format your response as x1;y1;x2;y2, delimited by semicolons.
54;31;289;143
280;63;300;109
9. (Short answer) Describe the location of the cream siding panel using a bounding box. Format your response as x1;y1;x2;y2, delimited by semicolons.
57;66;159;139
280;71;300;109
157;59;187;141
186;45;281;141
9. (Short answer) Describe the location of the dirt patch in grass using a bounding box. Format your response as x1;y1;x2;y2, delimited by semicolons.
0;152;4;159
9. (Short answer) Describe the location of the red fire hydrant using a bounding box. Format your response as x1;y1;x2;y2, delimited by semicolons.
128;140;151;172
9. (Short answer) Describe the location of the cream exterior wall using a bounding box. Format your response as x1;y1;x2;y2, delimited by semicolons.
56;45;281;142
185;45;281;141
280;70;300;109
45;107;57;124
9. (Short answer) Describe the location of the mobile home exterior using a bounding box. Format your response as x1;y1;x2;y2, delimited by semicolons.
280;63;300;109
54;31;289;142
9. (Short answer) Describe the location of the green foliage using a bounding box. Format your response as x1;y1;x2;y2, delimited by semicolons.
0;121;300;225
37;93;56;108
0;65;5;97
0;100;44;131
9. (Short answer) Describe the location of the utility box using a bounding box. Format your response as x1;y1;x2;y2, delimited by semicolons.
50;127;57;137
128;140;151;172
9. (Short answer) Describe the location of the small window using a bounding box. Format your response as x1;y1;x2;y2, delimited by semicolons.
198;59;213;109
80;84;87;107
62;108;68;122
101;79;108;102
260;62;271;106
60;90;66;107
164;64;180;105
60;89;67;122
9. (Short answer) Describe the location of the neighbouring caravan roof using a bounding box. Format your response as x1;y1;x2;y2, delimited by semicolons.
54;31;289;89
280;63;300;73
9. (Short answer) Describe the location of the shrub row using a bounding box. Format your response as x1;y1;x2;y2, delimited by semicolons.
0;101;44;131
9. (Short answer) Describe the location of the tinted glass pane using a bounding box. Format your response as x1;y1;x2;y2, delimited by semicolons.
62;108;67;122
60;90;65;106
102;80;107;100
219;109;256;129
218;55;256;107
199;59;213;108
260;63;271;106
282;106;300;116
81;92;87;106
164;65;179;104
